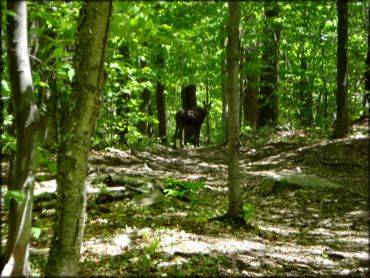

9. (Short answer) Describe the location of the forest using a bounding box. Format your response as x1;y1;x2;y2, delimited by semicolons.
0;0;369;276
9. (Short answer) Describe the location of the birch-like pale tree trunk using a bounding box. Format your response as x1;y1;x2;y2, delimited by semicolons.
2;1;38;276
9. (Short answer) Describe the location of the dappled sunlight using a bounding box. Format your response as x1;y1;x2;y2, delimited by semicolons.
25;135;369;276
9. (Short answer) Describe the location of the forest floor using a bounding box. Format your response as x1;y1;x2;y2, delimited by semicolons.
6;121;370;276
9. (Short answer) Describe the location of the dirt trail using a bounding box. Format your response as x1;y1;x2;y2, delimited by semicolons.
76;134;368;276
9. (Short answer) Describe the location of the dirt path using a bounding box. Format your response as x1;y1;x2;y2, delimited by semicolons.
68;134;368;276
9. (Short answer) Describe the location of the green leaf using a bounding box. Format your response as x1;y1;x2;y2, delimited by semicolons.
145;19;153;30
38;81;47;87
38;10;57;25
31;227;42;239
67;68;75;82
243;203;255;221
1;80;9;93
160;24;172;31
130;17;138;26
4;190;26;210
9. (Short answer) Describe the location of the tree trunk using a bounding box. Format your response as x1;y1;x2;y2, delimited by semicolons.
221;26;228;142
257;2;280;128
181;84;196;110
243;47;259;127
138;57;150;136
239;46;245;128
156;49;166;142
31;4;58;150
298;43;313;127
205;78;211;143
2;1;38;276
365;2;370;91
39;72;58;149
319;30;329;123
45;1;112;276
333;0;349;138
226;1;243;220
181;84;197;144
138;88;150;135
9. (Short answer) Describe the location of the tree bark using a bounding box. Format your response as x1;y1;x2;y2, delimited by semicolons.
243;48;258;127
298;42;313;127
38;71;58;149
257;2;280;128
138;57;151;136
181;84;197;144
221;25;228;142
333;0;349;138
365;2;370;91
31;3;58;150
138;87;150;135
226;1;243;220
205;78;211;143
2;1;38;276
156;49;166;142
45;1;112;276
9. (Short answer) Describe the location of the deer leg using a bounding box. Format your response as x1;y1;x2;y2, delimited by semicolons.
195;127;200;147
173;122;179;148
179;124;184;148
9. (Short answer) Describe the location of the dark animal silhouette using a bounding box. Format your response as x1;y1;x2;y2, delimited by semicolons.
173;101;212;148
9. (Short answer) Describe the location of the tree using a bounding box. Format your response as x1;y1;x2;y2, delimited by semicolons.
243;46;259;128
226;1;244;223
28;1;59;150
45;1;113;276
333;0;349;138
257;2;280;128
1;1;38;276
365;2;370;92
156;47;167;142
221;23;229;142
138;57;151;136
181;84;198;145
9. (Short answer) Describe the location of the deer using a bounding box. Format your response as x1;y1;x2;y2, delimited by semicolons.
173;101;212;148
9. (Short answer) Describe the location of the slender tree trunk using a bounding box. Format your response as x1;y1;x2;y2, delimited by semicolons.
138;88;150;135
319;30;329;123
138;57;150;135
156;49;166;142
239;46;245;128
298;42;312;127
2;1;38;276
365;2;370;91
257;2;280;128
205;78;211;143
243;47;259;127
30;3;58;149
181;84;197;145
39;72;58;149
221;24;228;143
226;1;243;221
45;1;112;276
333;0;349;138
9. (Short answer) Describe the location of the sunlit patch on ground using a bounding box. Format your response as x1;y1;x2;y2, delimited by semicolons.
12;133;368;276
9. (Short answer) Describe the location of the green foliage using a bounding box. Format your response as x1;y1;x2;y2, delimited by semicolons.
1;132;16;154
2;1;368;152
143;237;161;255
99;184;109;194
4;190;26;210
164;178;205;204
242;203;255;221
31;227;42;239
36;147;57;174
